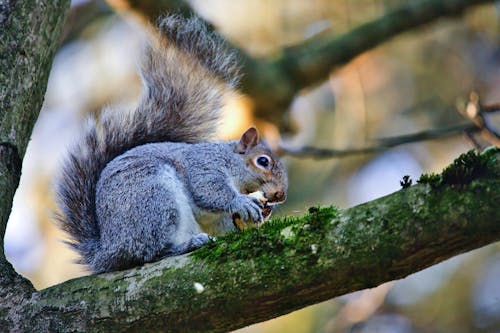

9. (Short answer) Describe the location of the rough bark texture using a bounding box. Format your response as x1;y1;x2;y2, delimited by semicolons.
0;143;21;259
0;1;70;330
0;149;498;332
0;0;70;156
0;0;70;259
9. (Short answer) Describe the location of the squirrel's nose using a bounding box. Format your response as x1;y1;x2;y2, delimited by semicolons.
271;191;286;203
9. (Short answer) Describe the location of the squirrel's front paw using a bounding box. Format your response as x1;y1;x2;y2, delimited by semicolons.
229;194;264;226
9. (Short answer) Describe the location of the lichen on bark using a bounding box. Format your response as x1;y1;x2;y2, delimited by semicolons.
0;0;70;156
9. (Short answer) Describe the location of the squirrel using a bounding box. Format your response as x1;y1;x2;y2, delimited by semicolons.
56;15;288;274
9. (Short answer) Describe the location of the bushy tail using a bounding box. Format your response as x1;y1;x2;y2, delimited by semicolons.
56;15;239;269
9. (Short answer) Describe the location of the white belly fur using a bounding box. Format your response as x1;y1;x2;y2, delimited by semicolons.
159;165;202;244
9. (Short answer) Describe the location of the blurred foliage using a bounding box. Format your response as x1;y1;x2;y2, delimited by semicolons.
4;0;500;332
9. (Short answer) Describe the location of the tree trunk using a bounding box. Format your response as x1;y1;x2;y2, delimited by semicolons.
0;0;70;259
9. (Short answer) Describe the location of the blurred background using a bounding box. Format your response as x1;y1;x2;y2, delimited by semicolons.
4;0;500;332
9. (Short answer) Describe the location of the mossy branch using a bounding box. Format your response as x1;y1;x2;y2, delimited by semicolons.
1;149;498;332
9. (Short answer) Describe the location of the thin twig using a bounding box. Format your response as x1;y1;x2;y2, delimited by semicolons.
282;92;500;160
481;103;500;113
463;129;482;149
279;123;476;159
458;92;500;147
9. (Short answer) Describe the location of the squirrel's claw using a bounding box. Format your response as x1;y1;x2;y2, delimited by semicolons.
229;194;264;230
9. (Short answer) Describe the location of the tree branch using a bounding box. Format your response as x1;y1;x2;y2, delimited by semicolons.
279;94;500;159
60;0;113;46
279;123;477;159
461;92;500;146
244;0;495;123
1;149;498;332
1;2;498;331
105;0;496;125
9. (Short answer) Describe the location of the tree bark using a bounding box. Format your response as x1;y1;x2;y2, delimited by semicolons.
0;149;498;332
0;0;70;156
0;143;20;259
0;0;70;274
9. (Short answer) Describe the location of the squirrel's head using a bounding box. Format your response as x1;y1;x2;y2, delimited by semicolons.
234;127;288;205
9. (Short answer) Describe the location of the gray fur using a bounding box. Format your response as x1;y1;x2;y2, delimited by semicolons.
56;16;287;273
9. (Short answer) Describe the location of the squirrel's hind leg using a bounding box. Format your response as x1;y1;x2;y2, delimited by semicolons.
95;161;205;270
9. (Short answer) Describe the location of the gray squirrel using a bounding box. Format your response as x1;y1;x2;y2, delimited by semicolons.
56;15;288;273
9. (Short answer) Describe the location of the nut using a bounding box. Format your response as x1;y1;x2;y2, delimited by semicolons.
247;191;266;204
232;191;272;230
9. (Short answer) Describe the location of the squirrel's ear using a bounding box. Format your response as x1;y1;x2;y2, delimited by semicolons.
236;127;260;153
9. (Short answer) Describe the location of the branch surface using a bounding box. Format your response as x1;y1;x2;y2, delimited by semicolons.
0;0;70;234
1;149;498;332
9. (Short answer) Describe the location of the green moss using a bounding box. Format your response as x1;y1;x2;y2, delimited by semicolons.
192;206;339;263
418;148;499;187
442;148;498;184
417;172;441;186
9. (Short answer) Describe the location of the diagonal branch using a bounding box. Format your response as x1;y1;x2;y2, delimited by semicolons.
105;0;496;124
2;149;498;332
243;0;495;123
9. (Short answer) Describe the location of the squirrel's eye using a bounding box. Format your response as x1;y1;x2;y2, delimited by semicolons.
256;155;270;168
